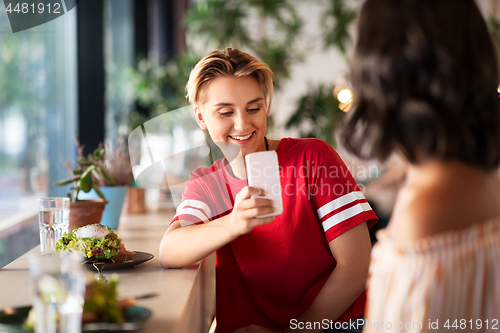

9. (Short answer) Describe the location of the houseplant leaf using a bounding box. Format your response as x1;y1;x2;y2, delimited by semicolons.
76;158;92;167
53;177;80;186
93;148;105;161
92;169;102;181
93;184;106;200
98;165;116;185
80;166;95;193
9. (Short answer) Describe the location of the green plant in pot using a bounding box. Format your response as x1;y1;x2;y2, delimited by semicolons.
54;148;115;231
77;139;135;229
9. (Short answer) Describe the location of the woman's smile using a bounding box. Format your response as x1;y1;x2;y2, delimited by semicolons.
228;131;255;144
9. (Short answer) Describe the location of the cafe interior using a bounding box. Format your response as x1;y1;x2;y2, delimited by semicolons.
0;0;499;332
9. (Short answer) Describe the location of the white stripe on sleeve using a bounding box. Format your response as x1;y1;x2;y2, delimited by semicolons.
174;208;209;223
176;199;212;219
317;191;366;219
322;202;372;232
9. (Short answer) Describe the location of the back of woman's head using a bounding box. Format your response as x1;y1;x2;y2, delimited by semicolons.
339;0;500;170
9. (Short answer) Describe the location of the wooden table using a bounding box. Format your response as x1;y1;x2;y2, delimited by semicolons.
0;211;216;333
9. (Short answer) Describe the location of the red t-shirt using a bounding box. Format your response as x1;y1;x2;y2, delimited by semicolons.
171;138;377;332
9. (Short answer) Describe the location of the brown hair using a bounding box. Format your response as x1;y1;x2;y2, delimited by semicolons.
339;0;500;170
186;48;275;111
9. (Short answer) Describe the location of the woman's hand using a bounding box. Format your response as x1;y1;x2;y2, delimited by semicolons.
233;324;280;333
227;186;276;237
159;186;274;268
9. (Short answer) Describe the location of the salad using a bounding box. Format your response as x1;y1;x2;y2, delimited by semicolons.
83;274;125;323
24;274;130;329
55;224;133;263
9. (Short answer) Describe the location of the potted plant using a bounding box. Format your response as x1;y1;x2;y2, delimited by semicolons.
77;138;135;229
54;147;115;231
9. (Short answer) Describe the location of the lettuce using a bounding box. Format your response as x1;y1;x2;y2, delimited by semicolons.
55;227;122;262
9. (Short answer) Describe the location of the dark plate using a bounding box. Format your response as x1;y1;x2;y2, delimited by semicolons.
0;305;152;332
85;252;154;271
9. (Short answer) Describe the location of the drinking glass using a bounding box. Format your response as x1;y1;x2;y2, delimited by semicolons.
28;253;86;333
38;198;70;254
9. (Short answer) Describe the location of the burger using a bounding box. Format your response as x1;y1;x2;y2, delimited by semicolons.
55;224;133;263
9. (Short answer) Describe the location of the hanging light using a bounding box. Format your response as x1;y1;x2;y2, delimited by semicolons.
335;88;352;112
337;88;352;104
333;75;353;112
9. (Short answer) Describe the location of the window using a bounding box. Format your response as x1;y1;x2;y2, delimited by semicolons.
0;4;77;265
104;0;135;140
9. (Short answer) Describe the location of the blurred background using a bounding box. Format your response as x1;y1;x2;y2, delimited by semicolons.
1;0;499;266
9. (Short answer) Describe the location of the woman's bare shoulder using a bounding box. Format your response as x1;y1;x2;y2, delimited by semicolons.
389;180;500;242
389;186;450;241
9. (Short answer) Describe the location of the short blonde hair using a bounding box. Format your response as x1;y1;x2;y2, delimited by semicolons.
186;48;274;110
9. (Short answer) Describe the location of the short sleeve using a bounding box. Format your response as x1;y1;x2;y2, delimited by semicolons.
170;161;236;227
171;175;212;227
310;141;378;243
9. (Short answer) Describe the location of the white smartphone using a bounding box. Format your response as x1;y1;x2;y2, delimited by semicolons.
245;150;283;218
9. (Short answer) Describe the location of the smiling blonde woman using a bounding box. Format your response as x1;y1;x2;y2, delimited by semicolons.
159;48;377;333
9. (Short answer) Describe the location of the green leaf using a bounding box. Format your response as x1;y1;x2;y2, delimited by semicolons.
321;0;357;55
75;157;92;167
54;177;80;186
73;169;83;175
98;165;115;185
80;166;95;193
93;148;104;161
185;0;250;47
81;166;95;178
286;83;341;146
92;169;102;181
93;184;106;200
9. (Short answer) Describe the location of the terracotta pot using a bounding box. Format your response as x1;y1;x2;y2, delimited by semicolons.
69;199;108;231
122;187;146;214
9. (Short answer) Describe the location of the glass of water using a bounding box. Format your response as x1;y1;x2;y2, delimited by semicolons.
28;253;86;333
38;198;70;254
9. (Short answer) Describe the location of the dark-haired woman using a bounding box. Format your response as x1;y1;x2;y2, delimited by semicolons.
339;0;500;330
